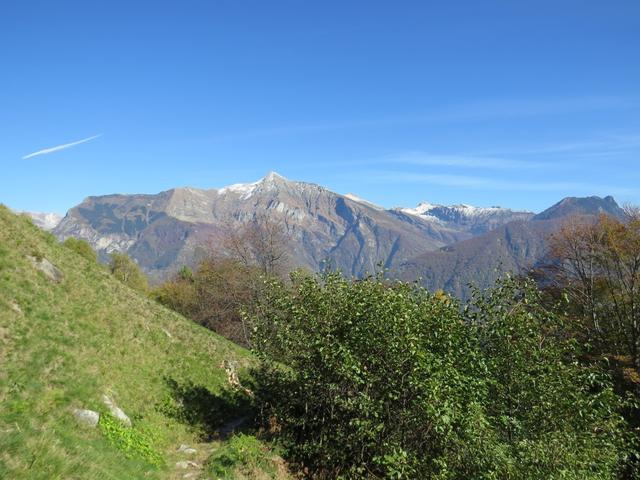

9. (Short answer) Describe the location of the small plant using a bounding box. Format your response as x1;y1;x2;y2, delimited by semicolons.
98;414;164;467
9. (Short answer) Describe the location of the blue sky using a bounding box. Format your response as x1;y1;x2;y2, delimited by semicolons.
1;0;639;214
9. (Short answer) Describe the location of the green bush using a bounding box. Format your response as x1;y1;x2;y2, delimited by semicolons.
109;252;148;293
249;273;630;479
63;237;97;262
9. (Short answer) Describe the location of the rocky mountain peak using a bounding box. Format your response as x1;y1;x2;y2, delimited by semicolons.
216;171;295;199
263;171;286;183
533;195;624;221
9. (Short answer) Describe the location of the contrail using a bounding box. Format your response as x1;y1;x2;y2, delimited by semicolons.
22;134;102;159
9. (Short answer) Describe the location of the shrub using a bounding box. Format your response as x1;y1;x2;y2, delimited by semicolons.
63;237;97;262
249;272;630;479
109;252;148;293
467;276;630;479
250;272;487;478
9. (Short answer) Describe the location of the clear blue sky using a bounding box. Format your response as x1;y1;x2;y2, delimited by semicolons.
1;0;639;214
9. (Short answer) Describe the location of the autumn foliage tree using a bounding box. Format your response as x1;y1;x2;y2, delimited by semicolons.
542;209;640;369
153;258;262;346
154;215;290;346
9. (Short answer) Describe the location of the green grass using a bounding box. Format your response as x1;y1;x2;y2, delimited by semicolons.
206;433;286;480
0;205;279;479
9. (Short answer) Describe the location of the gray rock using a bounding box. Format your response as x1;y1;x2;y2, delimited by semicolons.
72;408;99;427
102;394;131;427
177;444;197;455
27;256;63;283
175;460;199;469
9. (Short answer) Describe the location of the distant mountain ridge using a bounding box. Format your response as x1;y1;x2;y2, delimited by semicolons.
49;172;625;296
398;202;533;235
52;172;526;283
397;196;626;299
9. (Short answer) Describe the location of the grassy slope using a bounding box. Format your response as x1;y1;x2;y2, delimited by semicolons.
0;205;266;479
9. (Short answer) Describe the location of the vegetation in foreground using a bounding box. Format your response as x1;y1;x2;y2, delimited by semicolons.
248;272;633;479
3;202;640;479
0;206;288;479
151;212;640;479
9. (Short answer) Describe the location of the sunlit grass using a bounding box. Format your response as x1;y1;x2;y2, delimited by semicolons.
0;205;260;479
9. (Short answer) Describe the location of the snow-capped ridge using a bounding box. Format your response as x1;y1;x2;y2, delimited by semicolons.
401;202;529;219
217;171;286;199
215;171;323;200
344;193;384;211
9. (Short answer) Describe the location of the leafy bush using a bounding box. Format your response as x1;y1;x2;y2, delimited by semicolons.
63;237;97;262
109;252;148;293
249;272;630;479
467;277;631;479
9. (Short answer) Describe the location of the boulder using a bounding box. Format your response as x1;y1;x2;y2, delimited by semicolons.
72;408;99;427
102;394;131;427
27;256;63;283
177;444;197;455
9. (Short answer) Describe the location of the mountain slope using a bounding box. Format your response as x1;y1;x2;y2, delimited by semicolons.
54;172;469;282
0;205;278;479
397;196;626;300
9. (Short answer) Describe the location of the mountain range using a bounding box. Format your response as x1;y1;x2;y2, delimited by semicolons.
39;172;624;298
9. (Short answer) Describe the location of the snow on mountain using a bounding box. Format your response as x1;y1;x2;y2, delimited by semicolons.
401;202;530;220
24;212;63;231
344;193;384;211
216;172;300;199
398;202;533;235
217;180;260;199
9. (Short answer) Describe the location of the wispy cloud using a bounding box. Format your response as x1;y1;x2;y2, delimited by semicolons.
201;94;640;142
365;171;637;196
22;134;102;160
306;151;563;171
386;152;553;169
473;132;640;157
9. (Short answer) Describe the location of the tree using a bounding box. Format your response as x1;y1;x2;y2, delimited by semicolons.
543;210;640;369
248;272;629;479
467;276;630;479
109;252;148;293
222;215;291;278
154;216;291;346
153;258;263;346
